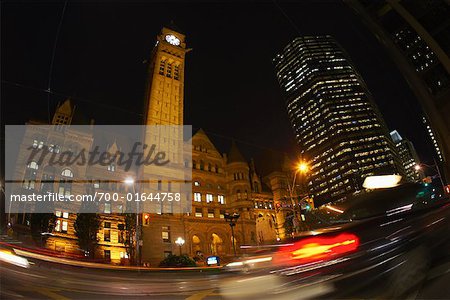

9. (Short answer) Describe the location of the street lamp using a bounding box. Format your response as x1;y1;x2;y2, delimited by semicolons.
175;237;185;256
124;177;140;266
288;161;309;233
224;212;240;257
414;162;445;189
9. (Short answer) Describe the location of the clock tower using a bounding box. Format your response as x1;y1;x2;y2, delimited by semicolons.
144;24;190;125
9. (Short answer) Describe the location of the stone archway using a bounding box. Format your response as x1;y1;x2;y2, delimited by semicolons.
210;233;223;255
192;235;201;256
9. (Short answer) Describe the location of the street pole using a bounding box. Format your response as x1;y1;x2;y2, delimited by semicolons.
288;170;301;233
135;185;140;266
230;224;236;257
224;213;240;257
432;158;446;189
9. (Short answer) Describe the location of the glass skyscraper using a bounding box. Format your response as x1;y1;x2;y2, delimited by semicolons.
274;35;403;205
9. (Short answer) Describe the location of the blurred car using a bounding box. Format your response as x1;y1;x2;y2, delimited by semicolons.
222;178;450;299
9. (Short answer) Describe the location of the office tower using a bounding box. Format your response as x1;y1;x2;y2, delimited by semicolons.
274;35;403;205
346;0;450;181
390;130;423;182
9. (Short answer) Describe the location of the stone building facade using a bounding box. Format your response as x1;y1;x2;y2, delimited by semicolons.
9;24;300;266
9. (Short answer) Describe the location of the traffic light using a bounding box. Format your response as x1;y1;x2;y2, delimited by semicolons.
423;176;432;184
307;197;315;209
143;214;150;225
275;202;281;213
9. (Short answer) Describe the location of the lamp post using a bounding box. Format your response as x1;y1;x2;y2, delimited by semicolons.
224;212;240;257
287;162;309;233
175;237;185;256
415;161;445;189
124;177;140;266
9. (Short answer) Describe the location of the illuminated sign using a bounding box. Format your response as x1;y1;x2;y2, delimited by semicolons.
206;256;219;266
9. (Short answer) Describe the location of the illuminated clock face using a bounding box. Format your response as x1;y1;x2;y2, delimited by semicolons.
165;34;180;46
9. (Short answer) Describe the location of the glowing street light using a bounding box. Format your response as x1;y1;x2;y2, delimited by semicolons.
124;177;135;185
414;162;445;189
175;237;185;255
288;160;310;233
297;162;309;173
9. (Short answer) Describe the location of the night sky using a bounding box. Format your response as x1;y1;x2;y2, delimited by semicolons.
1;1;435;162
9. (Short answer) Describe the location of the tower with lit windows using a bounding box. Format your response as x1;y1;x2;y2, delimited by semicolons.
390;130;423;182
141;24;191;218
274;36;403;205
144;24;190;125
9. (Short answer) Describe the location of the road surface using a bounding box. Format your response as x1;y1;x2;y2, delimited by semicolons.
1;256;450;299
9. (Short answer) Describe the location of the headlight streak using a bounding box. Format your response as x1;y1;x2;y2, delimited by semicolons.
386;204;413;216
0;251;30;268
380;218;404;227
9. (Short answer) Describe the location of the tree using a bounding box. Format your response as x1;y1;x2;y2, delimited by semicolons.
74;213;100;258
283;211;294;236
159;254;196;267
124;213;136;264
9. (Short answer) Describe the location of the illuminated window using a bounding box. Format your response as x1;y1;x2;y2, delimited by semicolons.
194;181;200;186
22;161;39;189
194;192;201;202
206;194;213;203
61;220;68;233
104;222;111;242
62;212;69;219
218;195;225;204
208;209;214;218
104;203;111;214
32;140;44;149
162;226;170;243
55;219;61;232
59;169;73;198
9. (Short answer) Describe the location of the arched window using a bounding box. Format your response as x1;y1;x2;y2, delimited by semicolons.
41;166;55;194
59;169;73;198
61;169;73;177
107;163;116;172
22;161;39;189
200;160;204;171
237;189;241;199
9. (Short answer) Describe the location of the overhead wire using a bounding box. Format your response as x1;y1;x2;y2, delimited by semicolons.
47;1;68;123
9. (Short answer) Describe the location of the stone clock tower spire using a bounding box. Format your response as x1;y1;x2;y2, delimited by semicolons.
144;23;191;125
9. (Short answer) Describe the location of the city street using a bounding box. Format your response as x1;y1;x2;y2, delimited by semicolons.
1;255;450;299
2;1;450;299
